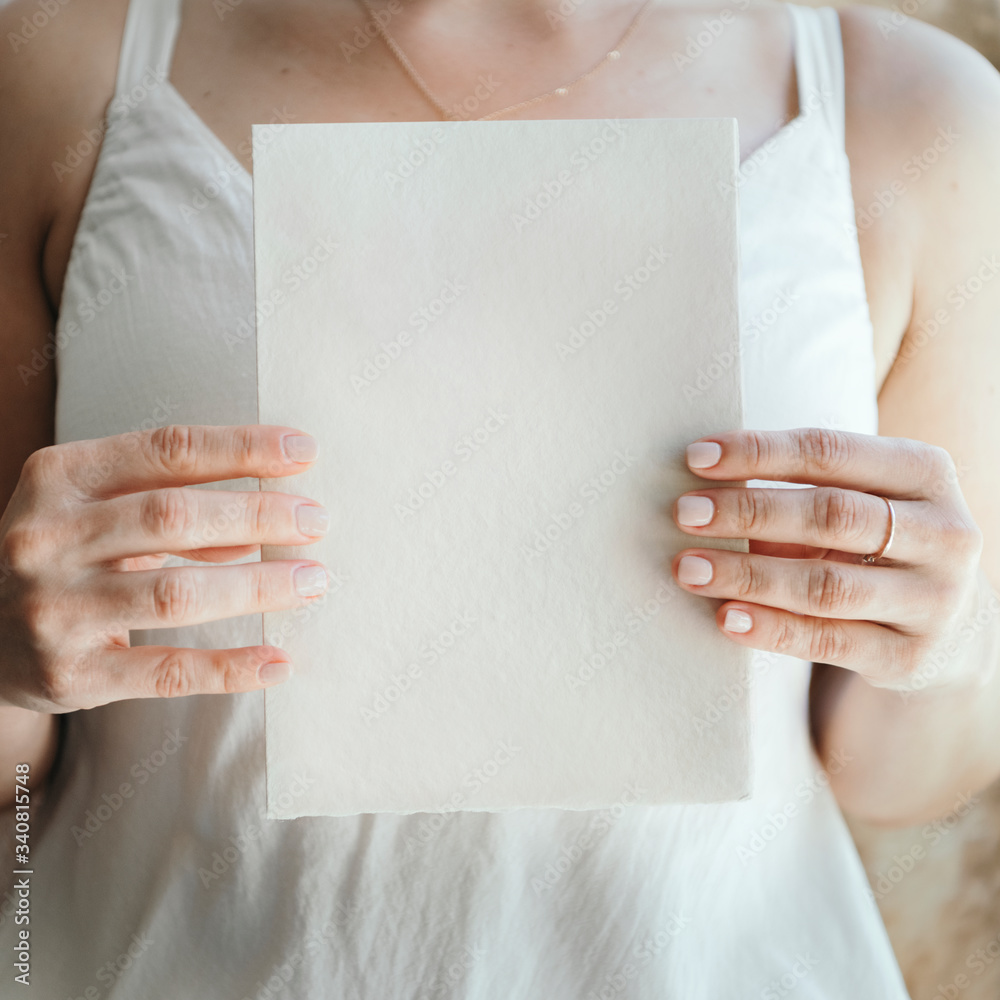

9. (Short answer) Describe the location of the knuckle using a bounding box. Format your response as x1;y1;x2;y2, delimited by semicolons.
736;490;772;535
146;425;201;476
248;565;282;610
742;431;770;469
141;488;198;543
880;640;922;687
18;446;62;492
151;571;201;626
3;521;51;573
218;657;244;695
20;589;60;640
732;557;766;601
908;442;959;497
924;444;957;481
943;516;984;562
151;651;195;698
962;524;985;562
811;488;868;544
36;657;77;705
230;426;257;466
808;617;853;664
807;563;865;616
247;495;276;539
771;616;800;656
930;575;965;616
799;428;852;476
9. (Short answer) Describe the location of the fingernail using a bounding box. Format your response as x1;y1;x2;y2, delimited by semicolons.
257;661;292;686
282;434;318;463
296;504;330;536
723;609;753;633
294;564;328;597
678;555;714;586
677;495;715;527
687;442;722;469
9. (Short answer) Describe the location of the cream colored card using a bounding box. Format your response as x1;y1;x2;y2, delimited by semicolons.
253;119;749;818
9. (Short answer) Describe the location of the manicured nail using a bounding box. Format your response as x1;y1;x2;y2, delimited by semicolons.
723;609;753;634
294;564;328;597
678;555;713;586
296;504;330;536
257;661;292;686
282;434;318;463
677;495;715;527
687;442;722;469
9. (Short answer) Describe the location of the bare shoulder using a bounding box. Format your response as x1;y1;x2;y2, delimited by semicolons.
0;0;129;300
836;2;1000;86
0;0;129;196
831;3;1000;371
837;2;1000;159
0;0;130;498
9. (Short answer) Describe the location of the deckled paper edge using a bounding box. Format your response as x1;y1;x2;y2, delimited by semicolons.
729;115;754;803
250;125;281;821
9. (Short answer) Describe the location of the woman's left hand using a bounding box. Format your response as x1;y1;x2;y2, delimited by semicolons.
671;427;997;693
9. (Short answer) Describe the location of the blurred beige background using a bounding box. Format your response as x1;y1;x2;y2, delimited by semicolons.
794;5;1000;997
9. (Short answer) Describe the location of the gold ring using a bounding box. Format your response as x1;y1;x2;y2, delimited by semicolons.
861;497;896;564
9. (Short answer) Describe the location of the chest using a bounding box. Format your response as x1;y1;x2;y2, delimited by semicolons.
166;0;909;383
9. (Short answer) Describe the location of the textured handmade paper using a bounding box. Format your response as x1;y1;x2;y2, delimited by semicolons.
253;118;749;818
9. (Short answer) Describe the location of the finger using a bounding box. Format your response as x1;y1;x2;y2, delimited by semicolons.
90;560;330;630
685;428;961;500
79;487;329;563
713;601;914;688
671;548;929;624
101;643;295;700
748;540;830;560
52;424;319;499
674;487;926;563
174;545;262;563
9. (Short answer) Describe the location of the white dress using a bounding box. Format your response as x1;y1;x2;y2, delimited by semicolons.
0;1;912;996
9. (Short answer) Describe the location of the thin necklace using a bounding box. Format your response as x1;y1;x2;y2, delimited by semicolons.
356;0;654;121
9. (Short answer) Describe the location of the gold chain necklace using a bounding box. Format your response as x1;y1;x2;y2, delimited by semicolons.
356;0;654;121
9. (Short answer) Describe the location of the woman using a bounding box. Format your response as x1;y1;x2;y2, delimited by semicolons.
1;0;998;994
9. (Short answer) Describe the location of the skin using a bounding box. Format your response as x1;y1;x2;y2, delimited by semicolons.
0;0;998;824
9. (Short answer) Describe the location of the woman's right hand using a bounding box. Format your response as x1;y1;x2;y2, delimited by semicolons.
0;424;330;713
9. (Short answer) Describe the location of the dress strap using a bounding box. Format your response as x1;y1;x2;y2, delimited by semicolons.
786;4;847;152
113;0;183;102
